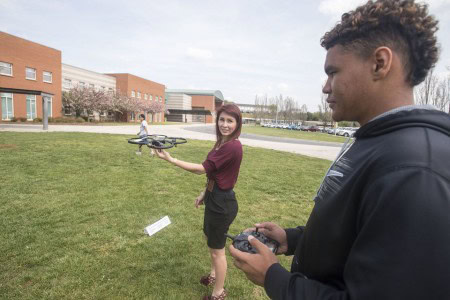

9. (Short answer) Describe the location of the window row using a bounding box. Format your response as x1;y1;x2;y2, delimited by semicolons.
0;61;53;83
131;90;163;102
130;111;164;122
63;78;113;91
1;93;53;120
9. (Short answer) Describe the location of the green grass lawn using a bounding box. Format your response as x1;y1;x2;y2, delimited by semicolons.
0;132;330;299
242;125;348;143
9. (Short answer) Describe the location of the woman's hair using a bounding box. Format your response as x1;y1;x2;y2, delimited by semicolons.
320;0;439;86
213;104;242;149
139;114;145;120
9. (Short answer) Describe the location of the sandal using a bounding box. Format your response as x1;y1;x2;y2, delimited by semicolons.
200;274;216;286
203;289;227;300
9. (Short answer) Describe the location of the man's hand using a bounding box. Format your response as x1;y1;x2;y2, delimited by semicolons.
229;235;279;286
248;222;288;255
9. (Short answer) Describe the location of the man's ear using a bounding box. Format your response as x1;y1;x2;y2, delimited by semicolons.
371;47;393;80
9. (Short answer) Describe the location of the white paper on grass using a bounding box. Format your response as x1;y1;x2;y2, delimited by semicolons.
145;216;171;236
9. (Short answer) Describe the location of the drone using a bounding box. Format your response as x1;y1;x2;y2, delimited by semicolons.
127;134;187;149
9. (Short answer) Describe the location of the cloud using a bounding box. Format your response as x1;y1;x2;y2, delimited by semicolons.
186;47;213;60
318;0;365;18
319;0;450;18
278;83;289;90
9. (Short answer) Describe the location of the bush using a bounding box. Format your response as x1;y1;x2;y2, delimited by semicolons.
10;117;18;122
44;117;85;123
33;118;42;123
18;117;27;122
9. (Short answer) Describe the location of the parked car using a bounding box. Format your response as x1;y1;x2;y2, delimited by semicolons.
308;126;320;132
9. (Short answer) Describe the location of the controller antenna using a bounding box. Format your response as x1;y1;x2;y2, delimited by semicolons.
225;233;235;240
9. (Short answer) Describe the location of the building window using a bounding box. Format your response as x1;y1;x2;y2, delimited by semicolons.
44;96;53;117
101;86;105;90
26;95;37;120
79;82;85;87
0;62;13;76
144;94;148;100
1;93;14;120
63;78;72;89
130;112;135;121
64;105;72;115
131;90;136;98
150;95;153;101
159;96;162;102
43;71;52;83
26;67;36;80
89;83;95;89
137;91;141;99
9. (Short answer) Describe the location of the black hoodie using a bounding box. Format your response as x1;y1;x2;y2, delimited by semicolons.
264;109;450;300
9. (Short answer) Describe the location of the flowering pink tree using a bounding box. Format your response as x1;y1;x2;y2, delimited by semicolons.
62;86;112;117
62;86;92;117
62;87;166;122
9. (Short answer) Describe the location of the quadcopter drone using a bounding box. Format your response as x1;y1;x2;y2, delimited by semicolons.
127;134;187;149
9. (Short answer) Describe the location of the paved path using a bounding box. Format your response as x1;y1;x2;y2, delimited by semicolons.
0;123;342;161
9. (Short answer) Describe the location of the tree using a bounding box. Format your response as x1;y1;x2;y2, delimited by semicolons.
299;104;308;122
62;86;94;117
414;68;438;106
318;89;332;125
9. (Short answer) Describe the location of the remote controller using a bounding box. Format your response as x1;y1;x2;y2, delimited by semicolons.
226;230;279;254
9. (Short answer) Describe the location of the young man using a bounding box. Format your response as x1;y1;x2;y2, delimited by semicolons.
136;113;154;156
230;1;450;299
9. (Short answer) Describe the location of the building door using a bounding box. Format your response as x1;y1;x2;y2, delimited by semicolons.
1;93;13;120
26;95;37;120
192;106;205;123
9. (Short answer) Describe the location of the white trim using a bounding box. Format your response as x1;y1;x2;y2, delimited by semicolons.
1;93;14;120
0;61;13;76
43;71;52;83
26;67;36;80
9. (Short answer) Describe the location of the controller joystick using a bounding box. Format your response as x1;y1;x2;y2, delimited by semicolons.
226;230;279;254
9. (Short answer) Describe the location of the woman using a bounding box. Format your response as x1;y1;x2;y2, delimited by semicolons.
155;104;243;300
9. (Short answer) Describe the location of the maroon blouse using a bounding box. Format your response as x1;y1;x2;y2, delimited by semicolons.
202;139;243;190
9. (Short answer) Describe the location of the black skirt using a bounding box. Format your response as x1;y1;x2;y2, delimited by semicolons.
203;184;238;249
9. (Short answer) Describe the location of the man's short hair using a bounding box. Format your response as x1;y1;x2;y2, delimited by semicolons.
140;114;145;120
320;0;439;86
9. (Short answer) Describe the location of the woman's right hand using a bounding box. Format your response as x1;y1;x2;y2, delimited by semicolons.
154;149;172;162
248;222;288;255
195;191;205;208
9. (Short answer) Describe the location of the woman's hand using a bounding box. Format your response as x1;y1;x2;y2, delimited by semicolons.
195;191;205;208
154;149;173;162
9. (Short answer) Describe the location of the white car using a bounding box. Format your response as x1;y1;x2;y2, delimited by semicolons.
340;128;358;137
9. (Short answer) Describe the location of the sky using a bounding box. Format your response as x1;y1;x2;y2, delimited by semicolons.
1;0;450;111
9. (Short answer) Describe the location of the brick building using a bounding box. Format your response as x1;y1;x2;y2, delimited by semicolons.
107;73;165;122
165;89;224;123
0;31;62;120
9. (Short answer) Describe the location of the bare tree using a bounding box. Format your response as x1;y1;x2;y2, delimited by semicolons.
318;90;332;125
436;76;450;114
299;104;308;123
414;69;438;105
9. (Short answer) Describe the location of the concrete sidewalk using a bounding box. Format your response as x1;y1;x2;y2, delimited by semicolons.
0;123;341;161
